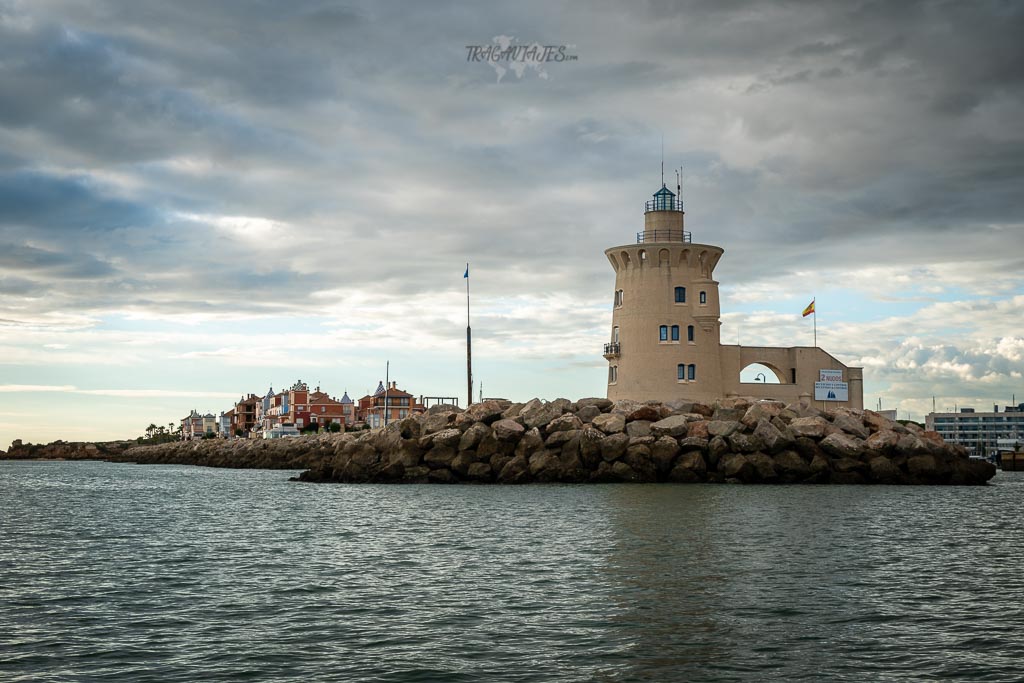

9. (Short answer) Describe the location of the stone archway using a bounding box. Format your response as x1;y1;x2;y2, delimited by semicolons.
740;362;784;384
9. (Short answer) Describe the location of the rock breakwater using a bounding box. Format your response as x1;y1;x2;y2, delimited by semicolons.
3;435;334;470
4;397;997;485
296;397;996;485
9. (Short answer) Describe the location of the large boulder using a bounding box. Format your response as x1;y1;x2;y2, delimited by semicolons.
773;450;811;480
866;430;900;454
514;428;544;458
521;399;571;430
546;413;583;435
497;455;530;483
624;446;657;481
868;456;903;484
831;412;870;439
600;433;631;462
740;402;780;429
576;397;613;412
545;429;578;448
577;427;604;465
862;410;896;433
466;462;493;481
528;449;563;481
492;419;526;442
610;461;641;482
746;452;778;482
423;445;457;469
678;436;708;452
712;406;746;422
687;420;710;439
421;411;458;435
458;422;492;451
650;436;680;476
669;451;707;482
790;416;830;439
650;415;694;438
625;404;662;422
707;420;743;438
592;413;626;435
718;453;755;482
625;420;653;438
726;432;765;453
430;428;463;449
819;433;866;460
753;419;793;454
465;400;509;425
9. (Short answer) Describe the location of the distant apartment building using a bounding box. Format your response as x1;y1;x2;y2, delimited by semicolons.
357;381;424;428
926;403;1024;457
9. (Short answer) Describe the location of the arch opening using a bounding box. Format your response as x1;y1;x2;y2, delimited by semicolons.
740;362;783;384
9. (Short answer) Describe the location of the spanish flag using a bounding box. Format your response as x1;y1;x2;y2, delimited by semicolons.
802;299;815;317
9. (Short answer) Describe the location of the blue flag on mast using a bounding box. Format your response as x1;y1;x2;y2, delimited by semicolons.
464;265;469;278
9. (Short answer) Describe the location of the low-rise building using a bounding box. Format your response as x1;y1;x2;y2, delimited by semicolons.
357;381;424;428
232;394;260;436
180;410;218;440
339;391;356;426
218;409;233;437
926;403;1024;458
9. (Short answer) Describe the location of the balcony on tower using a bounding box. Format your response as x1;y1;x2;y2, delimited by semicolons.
603;342;621;359
640;184;690;243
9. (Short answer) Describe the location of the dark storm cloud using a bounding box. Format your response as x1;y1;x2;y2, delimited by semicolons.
0;0;1021;318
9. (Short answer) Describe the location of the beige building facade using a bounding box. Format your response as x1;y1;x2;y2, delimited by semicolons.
604;184;863;409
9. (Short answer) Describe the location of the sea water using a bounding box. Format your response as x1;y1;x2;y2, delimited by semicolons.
2;460;1022;682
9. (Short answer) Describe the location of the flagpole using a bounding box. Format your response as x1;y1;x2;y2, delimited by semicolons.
466;263;472;408
813;297;817;348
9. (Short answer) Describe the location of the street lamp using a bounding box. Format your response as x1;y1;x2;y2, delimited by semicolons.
755;372;766;383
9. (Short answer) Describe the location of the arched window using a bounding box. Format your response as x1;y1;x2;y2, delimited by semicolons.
613;289;623;307
699;291;707;305
677;364;685;381
612;326;619;343
688;364;696;381
608;366;618;383
671;325;679;341
687;325;695;342
674;286;686;303
659;325;668;342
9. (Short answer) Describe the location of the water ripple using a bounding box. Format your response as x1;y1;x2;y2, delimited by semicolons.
1;461;1022;682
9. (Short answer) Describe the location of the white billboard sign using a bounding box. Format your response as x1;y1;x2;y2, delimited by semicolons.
815;381;849;401
819;369;843;382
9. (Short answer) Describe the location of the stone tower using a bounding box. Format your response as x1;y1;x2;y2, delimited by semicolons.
604;183;725;403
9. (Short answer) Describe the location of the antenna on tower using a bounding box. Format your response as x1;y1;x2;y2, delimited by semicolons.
660;135;664;186
676;167;681;198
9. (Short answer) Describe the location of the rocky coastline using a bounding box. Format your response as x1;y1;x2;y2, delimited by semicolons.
4;397;997;485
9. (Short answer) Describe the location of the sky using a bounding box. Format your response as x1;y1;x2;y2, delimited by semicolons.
1;0;1023;447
